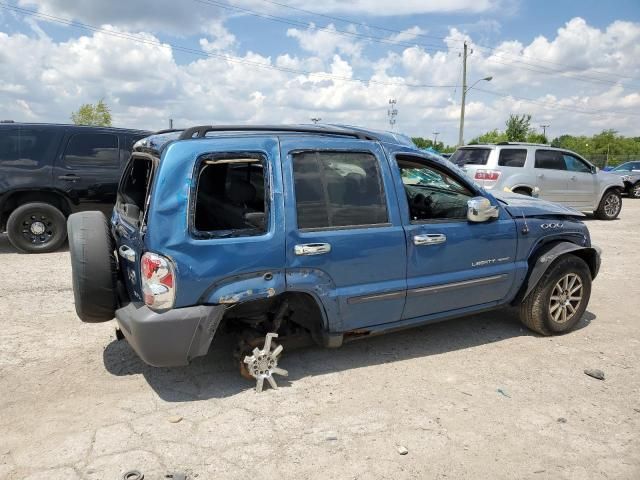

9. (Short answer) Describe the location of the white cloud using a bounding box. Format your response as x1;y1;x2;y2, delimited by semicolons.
0;17;639;145
387;26;428;44
17;0;505;34
287;23;364;59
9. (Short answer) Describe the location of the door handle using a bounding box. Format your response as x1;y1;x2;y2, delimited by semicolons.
294;243;331;256
118;245;136;262
537;173;544;179
413;234;446;246
58;174;81;182
570;175;577;181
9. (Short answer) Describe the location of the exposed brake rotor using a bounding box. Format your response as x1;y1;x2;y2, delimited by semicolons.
242;332;288;393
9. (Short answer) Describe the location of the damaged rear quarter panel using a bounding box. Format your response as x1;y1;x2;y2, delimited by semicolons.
143;137;287;308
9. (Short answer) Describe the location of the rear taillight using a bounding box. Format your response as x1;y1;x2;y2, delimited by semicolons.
475;169;501;181
141;252;175;311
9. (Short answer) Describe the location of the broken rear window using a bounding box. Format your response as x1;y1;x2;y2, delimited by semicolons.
193;155;268;237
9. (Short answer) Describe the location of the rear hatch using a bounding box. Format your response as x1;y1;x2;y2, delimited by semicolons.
450;147;498;188
112;153;155;303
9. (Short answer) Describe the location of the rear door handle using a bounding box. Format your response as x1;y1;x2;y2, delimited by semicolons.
537;173;544;179
570;175;577;181
118;245;136;262
58;174;81;182
413;234;446;246
294;243;331;256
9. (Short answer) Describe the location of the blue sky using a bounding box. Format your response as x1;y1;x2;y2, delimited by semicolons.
1;0;639;144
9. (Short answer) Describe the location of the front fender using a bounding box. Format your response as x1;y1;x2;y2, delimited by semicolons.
520;242;602;301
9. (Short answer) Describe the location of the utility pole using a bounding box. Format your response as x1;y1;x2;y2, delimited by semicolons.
458;41;468;146
432;131;440;148
169;118;173;129
310;117;322;124
540;124;550;138
388;99;398;130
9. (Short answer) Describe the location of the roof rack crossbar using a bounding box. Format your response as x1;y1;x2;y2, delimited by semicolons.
177;125;377;141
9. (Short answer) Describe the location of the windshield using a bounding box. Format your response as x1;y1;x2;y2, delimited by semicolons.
612;163;632;171
450;148;491;166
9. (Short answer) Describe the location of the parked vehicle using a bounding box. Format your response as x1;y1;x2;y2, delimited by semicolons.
67;125;601;392
0;122;150;252
607;161;640;198
450;143;625;220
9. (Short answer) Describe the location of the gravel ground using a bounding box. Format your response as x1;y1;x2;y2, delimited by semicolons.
1;203;639;480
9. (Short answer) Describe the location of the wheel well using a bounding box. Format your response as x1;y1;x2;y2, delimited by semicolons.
1;191;71;230
221;291;326;336
599;185;623;203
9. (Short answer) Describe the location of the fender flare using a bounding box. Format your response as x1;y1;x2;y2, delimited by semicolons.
520;242;601;301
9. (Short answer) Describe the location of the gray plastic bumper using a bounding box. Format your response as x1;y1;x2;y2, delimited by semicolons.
115;302;225;367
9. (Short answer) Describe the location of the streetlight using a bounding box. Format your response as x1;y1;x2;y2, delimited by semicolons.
310;117;322;124
432;131;440;147
458;76;492;146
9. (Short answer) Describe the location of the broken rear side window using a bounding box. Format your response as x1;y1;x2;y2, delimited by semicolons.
117;156;153;224
194;156;268;237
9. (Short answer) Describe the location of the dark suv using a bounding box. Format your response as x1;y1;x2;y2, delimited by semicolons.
0;122;149;253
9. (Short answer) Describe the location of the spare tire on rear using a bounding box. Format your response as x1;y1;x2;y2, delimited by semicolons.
67;211;117;322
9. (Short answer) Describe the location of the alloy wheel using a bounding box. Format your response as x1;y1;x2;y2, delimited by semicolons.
633;184;640;198
603;193;621;217
549;273;583;324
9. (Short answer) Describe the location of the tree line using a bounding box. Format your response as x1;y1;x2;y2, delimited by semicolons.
412;113;640;165
70;101;638;167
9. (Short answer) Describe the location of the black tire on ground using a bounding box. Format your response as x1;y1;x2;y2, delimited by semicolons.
512;188;532;196
67;211;118;323
519;255;592;336
6;202;67;253
630;182;640;199
594;189;622;220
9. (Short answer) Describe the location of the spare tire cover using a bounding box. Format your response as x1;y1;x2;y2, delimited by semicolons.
67;211;117;322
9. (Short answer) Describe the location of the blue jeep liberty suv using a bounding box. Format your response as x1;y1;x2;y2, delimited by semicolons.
67;125;601;392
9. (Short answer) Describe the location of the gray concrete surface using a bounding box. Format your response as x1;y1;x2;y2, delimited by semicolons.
1;203;639;480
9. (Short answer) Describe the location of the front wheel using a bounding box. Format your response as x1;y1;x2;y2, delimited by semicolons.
594;190;622;219
630;182;640;199
519;255;592;336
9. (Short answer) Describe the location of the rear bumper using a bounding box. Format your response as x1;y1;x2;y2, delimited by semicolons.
115;302;225;367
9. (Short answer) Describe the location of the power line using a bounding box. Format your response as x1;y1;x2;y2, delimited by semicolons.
474;87;640;118
194;0;449;53
0;2;458;90
256;0;640;84
2;2;638;120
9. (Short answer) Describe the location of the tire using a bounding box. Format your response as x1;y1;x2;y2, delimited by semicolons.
512;188;532;196
6;202;67;253
519;255;592;336
67;211;117;323
630;182;640;199
594;189;622;220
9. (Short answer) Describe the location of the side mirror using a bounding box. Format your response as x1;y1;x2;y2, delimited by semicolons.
467;197;499;223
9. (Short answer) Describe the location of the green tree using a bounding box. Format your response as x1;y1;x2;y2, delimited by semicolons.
71;99;112;126
505;114;532;142
469;129;508;144
411;137;445;151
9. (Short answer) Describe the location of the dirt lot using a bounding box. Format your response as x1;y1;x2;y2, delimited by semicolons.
1;203;639;480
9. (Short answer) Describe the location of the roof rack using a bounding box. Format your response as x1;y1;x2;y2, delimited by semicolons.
152;128;183;135
177;124;378;141
496;141;550;146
